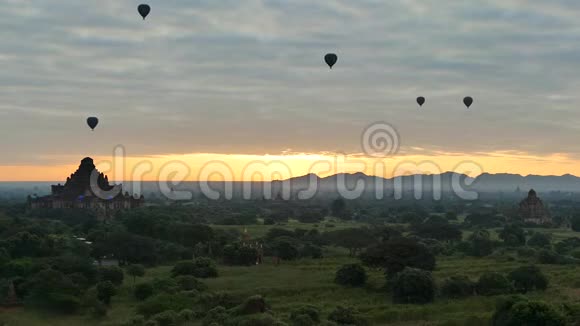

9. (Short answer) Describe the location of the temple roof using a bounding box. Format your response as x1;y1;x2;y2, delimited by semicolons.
52;157;120;200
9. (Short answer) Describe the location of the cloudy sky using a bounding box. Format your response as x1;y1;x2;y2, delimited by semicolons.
2;0;580;180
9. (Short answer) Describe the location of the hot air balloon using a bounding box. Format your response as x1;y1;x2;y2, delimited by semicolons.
87;117;99;131
416;96;425;107
138;4;151;20
324;53;338;69
463;96;474;108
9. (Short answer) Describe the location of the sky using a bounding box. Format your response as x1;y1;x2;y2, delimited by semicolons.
2;0;580;181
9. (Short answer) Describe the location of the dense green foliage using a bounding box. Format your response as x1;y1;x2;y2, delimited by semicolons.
2;197;580;325
334;264;367;287
392;268;435;304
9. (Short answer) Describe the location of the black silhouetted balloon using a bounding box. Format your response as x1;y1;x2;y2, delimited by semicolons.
463;96;474;108
416;96;425;107
138;4;151;20
87;117;99;131
325;53;338;69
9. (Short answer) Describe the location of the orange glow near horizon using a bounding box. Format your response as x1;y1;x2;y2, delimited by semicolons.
0;151;578;182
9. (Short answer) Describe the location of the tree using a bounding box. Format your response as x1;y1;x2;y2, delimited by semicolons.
372;226;402;243
271;237;300;261
98;266;124;286
445;211;458;221
527;232;552;249
360;237;435;278
464;213;505;228
571;215;580;232
507;265;548;293
499;225;526;247
126;264;146;285
24;269;80;313
392;268;435;304
476;272;514;296
331;198;346;218
222;243;257;266
264;228;296;241
325;228;375;257
297;210;324;223
440;276;475;299
468;229;495;257
96;281;116;305
335;264;367;287
171;258;218;278
300;243;323;259
411;223;462;242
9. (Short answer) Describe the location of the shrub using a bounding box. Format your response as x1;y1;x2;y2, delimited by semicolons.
134;283;154;301
98;266;124;286
151;310;179;326
174;275;207;292
231;313;283;326
178;309;194;322
198;291;240;311
507;265;548;293
118;315;146;326
290;314;316;326
202;306;228;326
136;293;191;318
555;237;580;254
328;306;368;326
492;296;565;326
476;272;513;296
289;305;320;325
440;276;475;299
570;248;580;259
264;218;276;225
392;268;435;304
334;264;367;287
151;278;179;293
230;295;268;316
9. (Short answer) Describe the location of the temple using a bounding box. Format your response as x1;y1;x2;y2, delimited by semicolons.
28;157;143;217
518;189;551;225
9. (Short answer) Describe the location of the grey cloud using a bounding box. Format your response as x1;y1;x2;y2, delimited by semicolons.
1;0;580;165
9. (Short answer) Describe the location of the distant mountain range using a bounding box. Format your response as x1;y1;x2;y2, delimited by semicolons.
4;172;580;201
274;172;580;193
